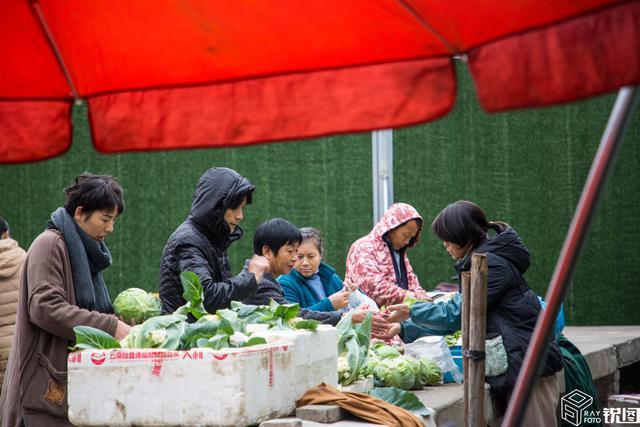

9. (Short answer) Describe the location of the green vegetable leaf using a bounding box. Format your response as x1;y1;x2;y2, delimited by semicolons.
72;325;121;351
178;271;207;319
289;318;319;330
197;333;230;350
245;336;267;346
180;317;221;349
370;387;432;418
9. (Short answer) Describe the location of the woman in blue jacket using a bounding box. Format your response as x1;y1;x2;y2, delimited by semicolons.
278;227;377;313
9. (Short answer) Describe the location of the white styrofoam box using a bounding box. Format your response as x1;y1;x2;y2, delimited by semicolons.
67;327;338;427
252;325;338;398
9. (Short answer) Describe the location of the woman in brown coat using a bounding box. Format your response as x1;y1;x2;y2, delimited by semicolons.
0;218;26;389
0;173;131;426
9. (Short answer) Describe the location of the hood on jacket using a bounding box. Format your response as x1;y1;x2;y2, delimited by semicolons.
371;203;423;249
0;238;26;279
459;226;531;274
188;168;254;247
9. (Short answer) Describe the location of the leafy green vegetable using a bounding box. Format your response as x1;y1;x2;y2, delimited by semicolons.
289;318;319;331
369;387;432;418
418;357;443;385
373;357;416;390
445;330;462;347
197;333;230;350
175;271;207;320
132;314;187;350
113;288;162;324
336;312;372;386
371;342;402;359
71;325;121;351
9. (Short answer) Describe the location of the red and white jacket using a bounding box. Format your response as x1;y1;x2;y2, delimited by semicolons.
345;203;428;307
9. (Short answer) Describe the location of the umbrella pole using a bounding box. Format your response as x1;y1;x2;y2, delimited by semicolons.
502;85;640;427
32;1;81;103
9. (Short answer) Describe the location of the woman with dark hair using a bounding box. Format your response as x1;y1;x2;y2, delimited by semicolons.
159;167;269;315
344;203;429;308
0;173;131;426
382;201;564;427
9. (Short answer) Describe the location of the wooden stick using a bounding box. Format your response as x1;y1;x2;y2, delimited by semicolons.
468;254;488;427
461;271;471;427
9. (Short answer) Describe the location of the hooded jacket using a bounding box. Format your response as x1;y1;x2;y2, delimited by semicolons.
159;168;258;315
0;238;26;387
345;203;428;307
402;226;563;396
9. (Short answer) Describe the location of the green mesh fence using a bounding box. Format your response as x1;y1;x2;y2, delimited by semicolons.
1;63;638;325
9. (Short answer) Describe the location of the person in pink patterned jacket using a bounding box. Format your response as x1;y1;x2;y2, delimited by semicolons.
345;203;428;308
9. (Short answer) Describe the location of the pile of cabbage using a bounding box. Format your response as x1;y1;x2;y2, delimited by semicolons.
361;343;442;390
72;272;318;352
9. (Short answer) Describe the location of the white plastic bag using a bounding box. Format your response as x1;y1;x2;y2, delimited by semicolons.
339;289;380;313
404;335;463;384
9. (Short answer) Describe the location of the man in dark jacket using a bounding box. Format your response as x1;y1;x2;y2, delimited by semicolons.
242;218;342;326
159;168;269;315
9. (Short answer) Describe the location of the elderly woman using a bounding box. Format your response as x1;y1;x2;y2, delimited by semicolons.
344;203;428;308
278;227;377;313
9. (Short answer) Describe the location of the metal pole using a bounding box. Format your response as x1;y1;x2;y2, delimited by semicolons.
32;1;81;103
502;86;640;427
372;130;394;224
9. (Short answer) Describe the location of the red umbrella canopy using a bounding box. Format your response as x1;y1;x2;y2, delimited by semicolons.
1;0;638;163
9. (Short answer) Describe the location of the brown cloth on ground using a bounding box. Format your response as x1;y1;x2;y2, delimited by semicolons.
296;383;423;427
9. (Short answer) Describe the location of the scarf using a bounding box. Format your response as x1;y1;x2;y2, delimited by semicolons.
47;207;113;314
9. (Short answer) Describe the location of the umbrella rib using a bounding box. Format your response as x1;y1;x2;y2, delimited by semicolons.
32;1;80;102
395;0;460;56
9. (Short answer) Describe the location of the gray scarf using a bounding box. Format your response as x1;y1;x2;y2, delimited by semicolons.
47;207;113;314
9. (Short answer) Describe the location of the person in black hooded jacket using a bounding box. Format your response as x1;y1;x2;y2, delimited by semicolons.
381;201;564;427
159;168;270;315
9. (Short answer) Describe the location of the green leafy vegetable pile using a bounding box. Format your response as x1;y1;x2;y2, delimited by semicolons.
71;272;318;352
363;343;442;390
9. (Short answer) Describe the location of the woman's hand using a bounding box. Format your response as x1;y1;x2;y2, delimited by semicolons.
350;309;372;324
371;313;390;335
383;303;411;323
114;320;131;340
372;321;402;340
329;290;350;310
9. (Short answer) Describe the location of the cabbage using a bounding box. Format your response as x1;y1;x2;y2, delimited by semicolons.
371;343;401;359
113;288;161;324
418;357;443;385
373;357;416;390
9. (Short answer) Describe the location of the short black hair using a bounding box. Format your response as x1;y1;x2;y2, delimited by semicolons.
63;172;125;217
0;217;9;236
228;188;253;210
254;218;302;256
431;200;491;248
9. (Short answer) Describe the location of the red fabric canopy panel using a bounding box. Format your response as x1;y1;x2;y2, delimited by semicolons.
0;0;638;163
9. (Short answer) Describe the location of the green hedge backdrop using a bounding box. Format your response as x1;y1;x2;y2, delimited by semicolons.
2;64;638;325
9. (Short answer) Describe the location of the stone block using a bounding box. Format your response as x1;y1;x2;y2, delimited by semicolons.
296;404;346;423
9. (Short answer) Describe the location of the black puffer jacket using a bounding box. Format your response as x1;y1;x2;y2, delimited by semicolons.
454;225;564;396
242;272;342;326
159;168;258;315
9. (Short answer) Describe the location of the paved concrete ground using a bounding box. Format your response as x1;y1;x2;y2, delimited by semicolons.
265;326;640;426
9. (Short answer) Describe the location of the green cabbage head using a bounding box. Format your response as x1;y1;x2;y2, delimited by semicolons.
113;288;162;324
